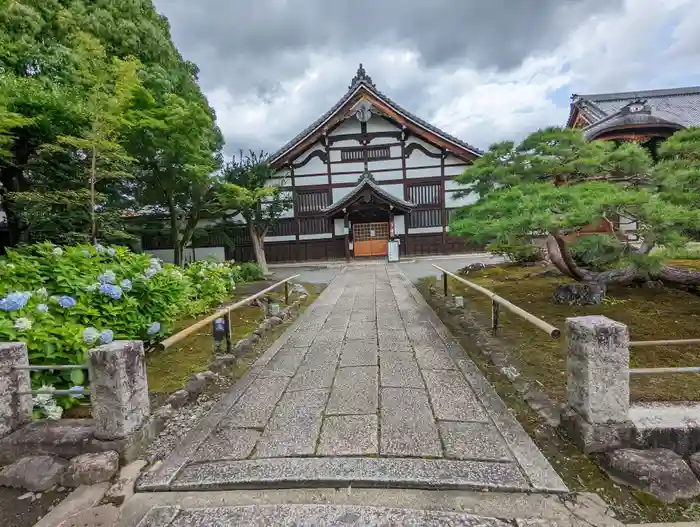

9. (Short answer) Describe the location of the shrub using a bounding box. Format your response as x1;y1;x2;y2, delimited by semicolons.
570;235;625;271
0;242;188;415
488;241;542;264
237;262;264;282
183;258;239;315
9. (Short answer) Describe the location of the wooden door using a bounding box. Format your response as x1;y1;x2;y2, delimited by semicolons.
353;222;389;257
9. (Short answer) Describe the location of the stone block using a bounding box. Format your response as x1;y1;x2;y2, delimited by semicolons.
60;451;120;487
423;370;489;422
0;455;68;491
0;342;32;438
104;459;147;506
326;366;378;415
221;377;288;428
605;448;700;503
88;340;150;440
192;425;260;462
317;415;378;456
379;355;423;388
439;422;512;461
339;339;378;367
559;409;633;453
380;387;442;457
565;316;629;424
254;389;327;458
258;346;308;378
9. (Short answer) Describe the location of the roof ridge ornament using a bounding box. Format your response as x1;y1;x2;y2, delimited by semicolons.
349;63;375;90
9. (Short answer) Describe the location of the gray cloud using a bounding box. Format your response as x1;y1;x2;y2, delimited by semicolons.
156;0;623;94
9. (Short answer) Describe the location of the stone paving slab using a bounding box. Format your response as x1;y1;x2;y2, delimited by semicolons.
379;356;424;388
169;457;531;491
423;370;489;422
317;415;378;456
339;339;378;367
326;366;378;415
192;426;260;462
380;387;442;457
138;265;567;495
136;504;512;526
438;422;512;462
254;389;328;458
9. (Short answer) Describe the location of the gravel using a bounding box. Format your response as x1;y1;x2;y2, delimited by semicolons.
143;376;234;462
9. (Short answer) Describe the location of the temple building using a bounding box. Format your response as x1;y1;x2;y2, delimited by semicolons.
567;86;700;154
253;64;482;262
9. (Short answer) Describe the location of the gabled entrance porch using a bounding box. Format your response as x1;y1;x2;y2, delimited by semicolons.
322;174;414;261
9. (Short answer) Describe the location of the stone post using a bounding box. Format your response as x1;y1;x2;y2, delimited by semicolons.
88;341;150;441
561;315;633;453
0;342;32;438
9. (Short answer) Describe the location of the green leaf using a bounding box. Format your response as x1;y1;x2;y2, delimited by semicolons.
70;368;85;386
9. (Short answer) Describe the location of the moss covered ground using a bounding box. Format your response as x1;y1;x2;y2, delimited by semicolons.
439;262;700;402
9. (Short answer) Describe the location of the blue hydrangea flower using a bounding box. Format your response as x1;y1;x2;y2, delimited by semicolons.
58;295;76;309
99;284;122;300
148;258;161;269
99;329;114;345
120;279;132;292
107;247;116;257
69;386;85;399
0;291;32;311
36;303;49;313
98;270;116;284
81;249;90;257
82;327;99;345
144;267;157;279
95;244;105;253
147;322;161;336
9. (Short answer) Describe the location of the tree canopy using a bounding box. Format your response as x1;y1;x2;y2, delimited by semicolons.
450;127;700;285
0;0;222;250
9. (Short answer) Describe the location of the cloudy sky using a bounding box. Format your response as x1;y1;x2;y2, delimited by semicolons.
154;0;700;157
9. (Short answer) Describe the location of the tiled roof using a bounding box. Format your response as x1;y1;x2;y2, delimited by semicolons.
573;86;700;128
270;64;483;164
322;174;415;215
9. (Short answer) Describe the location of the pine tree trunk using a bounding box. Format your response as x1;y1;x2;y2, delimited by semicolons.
250;225;268;274
545;234;700;287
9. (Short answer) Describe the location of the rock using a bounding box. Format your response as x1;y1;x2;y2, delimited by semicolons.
185;371;214;397
268;316;283;326
605;448;700;502
17;491;34;500
104;459;147;506
538;268;562;277
234;339;253;355
60;451;119;488
643;280;665;290
458;263;486;275
0;456;68;492
291;283;309;296
249;332;260;344
552;282;606;306
166;389;190;409
689;452;700;479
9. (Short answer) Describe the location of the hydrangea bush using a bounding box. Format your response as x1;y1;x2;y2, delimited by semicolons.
183;259;241;316
0;242;189;415
0;243;263;417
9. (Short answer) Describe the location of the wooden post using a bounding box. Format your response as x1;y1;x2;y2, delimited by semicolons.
284;281;289;305
443;272;448;297
491;300;500;335
225;312;232;354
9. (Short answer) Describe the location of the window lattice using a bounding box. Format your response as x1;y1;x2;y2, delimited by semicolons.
340;146;390;162
297;192;329;212
408;209;442;228
407;184;441;205
299;217;330;235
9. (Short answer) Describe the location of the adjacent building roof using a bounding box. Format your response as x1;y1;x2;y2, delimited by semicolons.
322;173;415;216
270;64;482;166
567;86;700;131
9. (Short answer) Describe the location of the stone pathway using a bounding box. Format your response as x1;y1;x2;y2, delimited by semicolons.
137;265;566;495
